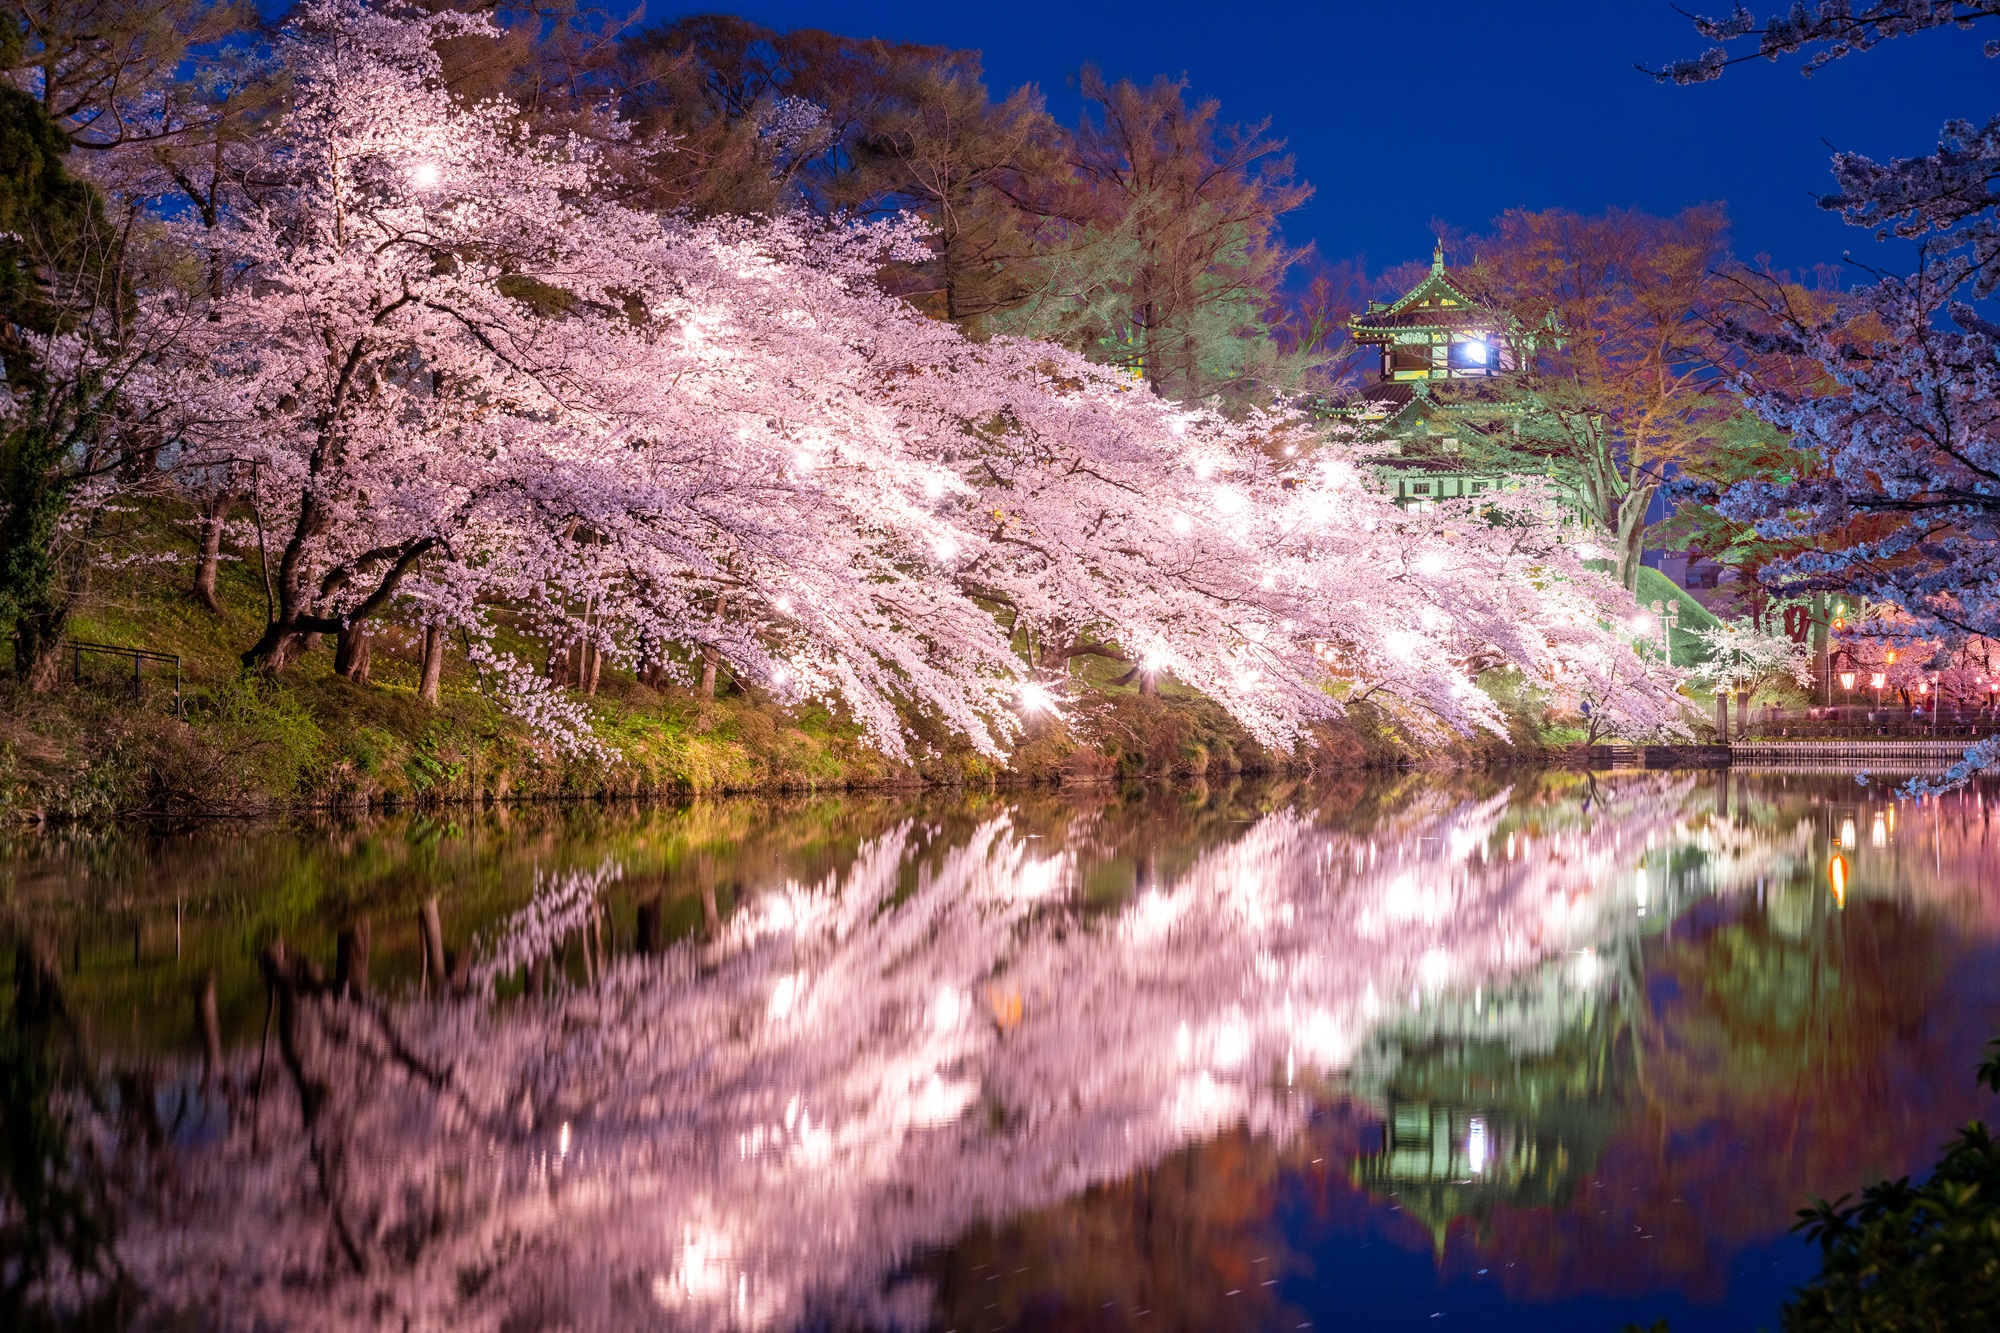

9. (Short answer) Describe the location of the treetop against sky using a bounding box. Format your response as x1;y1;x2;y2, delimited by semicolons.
652;0;1985;279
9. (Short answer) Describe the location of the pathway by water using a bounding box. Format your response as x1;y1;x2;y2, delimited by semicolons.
4;770;1997;1331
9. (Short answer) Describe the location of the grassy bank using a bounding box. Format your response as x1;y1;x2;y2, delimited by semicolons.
0;525;1582;823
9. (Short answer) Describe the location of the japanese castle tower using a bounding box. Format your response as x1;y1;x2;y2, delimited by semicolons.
1342;242;1545;509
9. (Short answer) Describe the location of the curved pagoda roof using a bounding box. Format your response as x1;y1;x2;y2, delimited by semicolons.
1350;242;1495;343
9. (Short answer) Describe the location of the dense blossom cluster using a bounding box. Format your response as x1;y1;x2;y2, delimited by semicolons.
57;0;1680;759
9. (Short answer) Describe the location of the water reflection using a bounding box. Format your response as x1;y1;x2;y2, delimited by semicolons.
4;772;1998;1331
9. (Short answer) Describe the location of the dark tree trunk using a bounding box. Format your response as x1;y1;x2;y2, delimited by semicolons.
636;897;662;957
335;918;371;998
418;626;444;704
14;608;67;692
333;622;372;684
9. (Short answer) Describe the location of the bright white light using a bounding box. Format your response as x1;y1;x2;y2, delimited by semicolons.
1461;339;1488;365
1384;631;1419;661
1171;513;1193;535
1213;486;1246;515
769;973;800;1020
1417;605;1446;630
1259;571;1275;589
1210;1018;1249;1069
1193;458;1214;479
1282;445;1296;456
1840;817;1857;850
931;536;959;561
773;595;792;614
1414;551;1446;576
1169;417;1188;437
1635;866;1649;909
1573;948;1601;988
923;476;946;499
931;987;963;1033
558;1121;571;1159
1467;1117;1490;1174
1629;613;1654;634
1418;948;1451;989
1019;683;1053;713
793;452;814;473
411;161;442;190
1871;812;1887;849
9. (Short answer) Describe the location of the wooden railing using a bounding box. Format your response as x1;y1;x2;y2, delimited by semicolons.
1733;705;1996;742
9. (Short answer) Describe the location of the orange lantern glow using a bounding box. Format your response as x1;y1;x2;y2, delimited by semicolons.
1828;852;1848;908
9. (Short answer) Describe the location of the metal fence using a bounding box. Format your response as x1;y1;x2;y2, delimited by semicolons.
68;640;183;717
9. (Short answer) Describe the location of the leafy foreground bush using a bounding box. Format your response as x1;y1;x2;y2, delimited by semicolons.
1629;1040;2000;1333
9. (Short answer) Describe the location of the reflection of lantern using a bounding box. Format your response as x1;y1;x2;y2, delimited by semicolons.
1840;817;1858;849
1872;812;1887;848
1828;852;1848;908
1840;671;1857;690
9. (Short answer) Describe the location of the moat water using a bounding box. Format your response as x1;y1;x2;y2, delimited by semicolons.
4;769;1998;1331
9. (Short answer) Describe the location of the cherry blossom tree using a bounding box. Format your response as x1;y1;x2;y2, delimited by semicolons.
1658;7;2000;782
150;0;1682;762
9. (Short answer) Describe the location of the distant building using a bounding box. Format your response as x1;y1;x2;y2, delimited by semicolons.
1332;243;1559;513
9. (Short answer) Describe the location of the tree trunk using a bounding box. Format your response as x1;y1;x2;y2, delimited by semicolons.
700;646;718;700
418;626;444;704
15;609;67;692
335;918;371;998
197;972;229;1100
418;898;446;996
1735;689;1751;739
1714;691;1728;741
585;638;602;696
1812;593;1831;706
1614;482;1659;594
192;493;230;612
333;622;372;684
636;898;662;957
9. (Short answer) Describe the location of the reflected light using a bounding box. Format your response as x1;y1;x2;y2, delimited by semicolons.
1840;817;1857;850
1871;812;1887;849
1467;1116;1490;1174
1828;852;1848;908
1573;948;1600;988
769;973;800;1020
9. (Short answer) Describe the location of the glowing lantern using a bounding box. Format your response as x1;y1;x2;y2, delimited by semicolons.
1870;672;1886;689
1828;852;1848;908
1840;671;1856;690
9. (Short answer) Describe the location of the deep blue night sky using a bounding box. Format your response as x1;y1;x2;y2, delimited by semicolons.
639;0;1987;280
